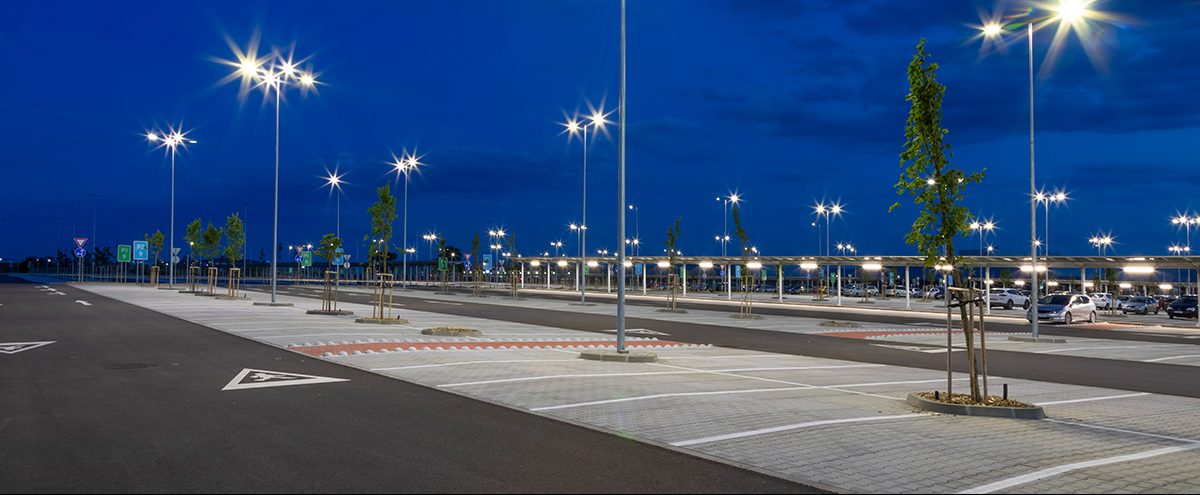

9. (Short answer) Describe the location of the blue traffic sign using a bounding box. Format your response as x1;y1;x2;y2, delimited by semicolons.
295;254;303;263
74;247;86;258
132;241;149;261
634;264;643;276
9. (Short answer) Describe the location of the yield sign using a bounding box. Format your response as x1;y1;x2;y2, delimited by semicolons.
74;238;88;248
221;368;348;391
0;341;56;355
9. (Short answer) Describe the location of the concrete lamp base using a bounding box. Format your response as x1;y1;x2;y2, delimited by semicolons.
578;349;658;363
253;302;295;307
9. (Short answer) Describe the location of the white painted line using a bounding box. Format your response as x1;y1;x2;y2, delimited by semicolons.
435;364;873;389
531;378;967;412
1142;354;1200;363
1033;344;1182;354
423;300;463;306
373;359;578;371
74;300;92;306
708;364;885;373
1045;419;1200;445
664;354;795;360
531;387;816;412
1035;392;1151;406
647;362;906;402
221;368;349;391
957;444;1200;494
671;414;924;447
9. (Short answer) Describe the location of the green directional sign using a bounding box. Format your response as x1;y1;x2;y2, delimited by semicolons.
762;269;768;282
117;244;132;263
301;251;313;267
438;257;447;272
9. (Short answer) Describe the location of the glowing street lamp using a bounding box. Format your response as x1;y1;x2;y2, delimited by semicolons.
976;0;1123;339
219;40;321;305
1034;189;1068;256
322;169;345;238
561;105;609;303
390;152;422;289
145;127;197;289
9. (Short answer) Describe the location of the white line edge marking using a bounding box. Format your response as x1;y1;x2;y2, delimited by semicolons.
1044;418;1200;445
671;414;924;447
436;364;879;388
1033;344;1183;354
531;378;966;412
1035;393;1151;406
957;444;1200;494
648;362;907;401
1143;354;1200;363
373;359;578;371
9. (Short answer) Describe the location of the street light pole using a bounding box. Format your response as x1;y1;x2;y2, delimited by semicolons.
616;0;627;353
1028;22;1041;339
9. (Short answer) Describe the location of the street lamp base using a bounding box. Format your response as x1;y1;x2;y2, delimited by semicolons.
253;302;295;307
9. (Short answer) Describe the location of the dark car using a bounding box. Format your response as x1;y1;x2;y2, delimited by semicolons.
1167;296;1198;319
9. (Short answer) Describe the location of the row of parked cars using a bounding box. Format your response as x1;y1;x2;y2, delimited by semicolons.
1022;293;1198;325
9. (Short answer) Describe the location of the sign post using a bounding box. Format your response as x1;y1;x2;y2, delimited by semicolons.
117;244;131;284
133;241;148;284
73;238;87;283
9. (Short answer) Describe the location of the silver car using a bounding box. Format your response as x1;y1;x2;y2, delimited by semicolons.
1026;294;1097;325
1121;296;1160;315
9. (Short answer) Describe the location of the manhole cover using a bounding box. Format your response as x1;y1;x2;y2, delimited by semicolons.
104;363;158;370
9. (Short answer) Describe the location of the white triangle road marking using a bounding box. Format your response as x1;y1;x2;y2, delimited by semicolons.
75;300;92;306
221;368;349;391
0;341;56;355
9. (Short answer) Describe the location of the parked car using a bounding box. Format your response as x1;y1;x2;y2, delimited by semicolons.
1089;293;1113;310
1167;296;1198;319
1121;296;1160;315
1026;294;1097;325
989;288;1031;310
1115;295;1135;311
927;287;945;299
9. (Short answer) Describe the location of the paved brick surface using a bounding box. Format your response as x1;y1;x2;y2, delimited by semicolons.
79;284;1200;494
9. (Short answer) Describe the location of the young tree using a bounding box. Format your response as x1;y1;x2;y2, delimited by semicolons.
367;185;397;276
316;233;343;268
732;205;754;317
224;214;245;267
665;217;682;311
200;222;223;263
999;269;1014;288
146;230;165;266
184;218;202;263
504;233;519;298
891;39;987;402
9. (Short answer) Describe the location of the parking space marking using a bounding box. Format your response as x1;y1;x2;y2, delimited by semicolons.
437;364;880;389
1143;354;1200;363
531;377;967;412
670;414;924;447
1033;344;1182;354
1045;419;1200;444
1036;392;1150;406
373;359;578;371
648;362;910;401
958;444;1200;494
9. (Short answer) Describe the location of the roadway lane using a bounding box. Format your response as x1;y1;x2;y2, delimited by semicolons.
261;285;1200;400
0;277;813;493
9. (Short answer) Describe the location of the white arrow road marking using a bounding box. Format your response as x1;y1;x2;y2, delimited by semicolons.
221;368;349;391
75;300;92;306
0;341;56;355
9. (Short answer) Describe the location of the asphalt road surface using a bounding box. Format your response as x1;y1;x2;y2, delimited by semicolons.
0;276;814;493
264;284;1200;400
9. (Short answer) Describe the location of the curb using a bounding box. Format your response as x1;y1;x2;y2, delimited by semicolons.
579;349;659;363
906;393;1045;420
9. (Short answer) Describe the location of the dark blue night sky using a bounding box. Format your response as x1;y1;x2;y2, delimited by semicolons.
1;0;1197;262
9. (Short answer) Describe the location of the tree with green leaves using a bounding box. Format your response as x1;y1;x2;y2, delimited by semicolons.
665;217;682;312
436;236;450;293
199;222;223;263
367;185;397;276
184;218;202;264
892;39;987;402
145;230;164;266
316;233;343;269
224;214;245;266
1105;268;1119;315
999;269;1013;288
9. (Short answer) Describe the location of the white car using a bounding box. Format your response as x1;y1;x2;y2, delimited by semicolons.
1089;293;1113;310
1115;295;1134;311
844;284;878;297
989;288;1031;310
1027;294;1098;325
